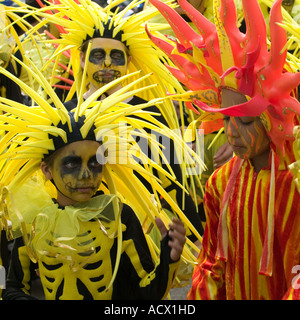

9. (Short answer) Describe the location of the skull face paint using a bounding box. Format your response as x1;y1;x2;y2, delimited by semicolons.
46;140;103;206
84;38;129;88
221;88;270;161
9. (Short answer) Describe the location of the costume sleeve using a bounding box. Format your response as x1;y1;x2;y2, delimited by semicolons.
112;205;179;300
2;237;38;300
187;174;226;300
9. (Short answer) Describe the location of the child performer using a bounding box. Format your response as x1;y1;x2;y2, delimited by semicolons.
0;58;202;299
147;0;300;299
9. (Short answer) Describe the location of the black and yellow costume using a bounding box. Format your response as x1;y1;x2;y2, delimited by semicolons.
3;188;178;300
0;31;203;298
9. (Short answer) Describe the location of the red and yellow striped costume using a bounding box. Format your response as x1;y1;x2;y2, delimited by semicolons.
188;153;300;300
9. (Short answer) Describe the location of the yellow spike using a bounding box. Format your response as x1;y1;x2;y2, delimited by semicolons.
17;132;49;140
150;178;202;241
0;157;28;184
75;41;92;121
213;0;237;88
78;70;142;115
8;159;41;193
28;125;68;144
94;84;159;115
15;147;49;155
0;114;37;130
93;104;151;128
17;56;69;120
207;128;225;150
12;139;55;151
102;165;123;291
80;113;99;139
0;102;51;126
11;154;46;160
107;165;158;222
11;55;70;124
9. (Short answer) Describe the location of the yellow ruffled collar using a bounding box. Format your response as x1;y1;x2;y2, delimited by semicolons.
4;173;122;265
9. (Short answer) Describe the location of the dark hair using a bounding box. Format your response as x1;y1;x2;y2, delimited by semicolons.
79;20;130;54
43;113;96;162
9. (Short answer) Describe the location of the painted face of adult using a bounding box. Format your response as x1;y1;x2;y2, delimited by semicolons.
221;88;270;161
82;38;129;89
42;140;103;206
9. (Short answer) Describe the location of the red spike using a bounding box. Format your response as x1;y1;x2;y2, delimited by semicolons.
199;118;224;134
185;101;200;114
149;0;203;48
242;0;267;54
54;75;74;85
178;0;222;74
52;84;72;90
145;25;175;56
194;94;269;117
56;62;74;76
220;0;244;63
44;30;57;40
177;0;215;37
268;0;286;73
166;65;204;91
268;72;300;102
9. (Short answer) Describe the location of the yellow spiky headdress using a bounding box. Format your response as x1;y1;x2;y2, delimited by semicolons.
16;0;186;127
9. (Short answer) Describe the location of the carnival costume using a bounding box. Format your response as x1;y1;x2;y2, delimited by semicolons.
0;48;203;298
147;0;300;299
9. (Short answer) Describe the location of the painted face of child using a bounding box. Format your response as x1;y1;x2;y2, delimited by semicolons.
221;88;270;160
42;140;103;206
82;38;129;88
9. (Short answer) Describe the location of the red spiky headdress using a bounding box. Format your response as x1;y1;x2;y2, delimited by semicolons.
147;0;300;155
